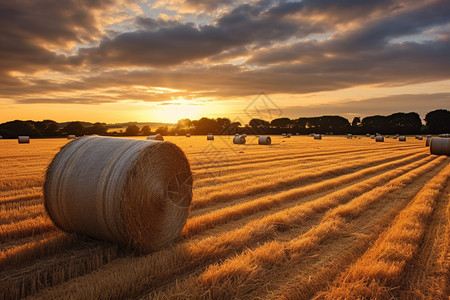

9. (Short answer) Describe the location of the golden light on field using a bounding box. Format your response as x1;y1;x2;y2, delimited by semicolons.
1;136;448;299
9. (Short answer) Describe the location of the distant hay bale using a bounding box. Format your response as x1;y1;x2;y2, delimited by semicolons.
147;134;164;141
242;134;247;138
426;137;432;146
309;133;314;137
287;133;292;137
366;134;370;137
385;135;390;138
296;133;299;135
417;136;423;140
314;134;322;140
67;135;76;140
235;133;239;136
430;138;450;155
44;136;193;252
393;136;398;139
370;135;375;139
282;133;287;136
347;134;352;139
258;136;271;145
186;134;191;137
233;135;246;144
399;136;406;141
18;136;30;144
0;135;2;139
207;134;214;140
375;136;384;142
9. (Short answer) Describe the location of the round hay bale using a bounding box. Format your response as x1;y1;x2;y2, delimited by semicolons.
44;136;192;252
314;134;322;140
235;133;239;136
375;136;384;142
242;134;247;138
282;133;287;136
186;134;191;137
207;134;214;140
233;135;246;144
309;133;314;137
370;135;375;139
426;137;432;146
18;136;30;144
67;135;76;140
399;136;406;141
366;134;370;137
296;133;300;135
393;136;398;139
430;138;450;155
147;134;164;141
258;136;271;145
417;136;423;140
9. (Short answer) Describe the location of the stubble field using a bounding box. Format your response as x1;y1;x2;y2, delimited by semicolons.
0;135;448;299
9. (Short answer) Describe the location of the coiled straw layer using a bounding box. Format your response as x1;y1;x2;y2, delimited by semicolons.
44;136;193;252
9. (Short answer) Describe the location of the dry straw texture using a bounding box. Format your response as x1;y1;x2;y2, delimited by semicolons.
18;136;30;144
233;135;246;144
147;134;164;141
375;136;384;142
43;136;193;252
430;138;450;155
258;136;271;145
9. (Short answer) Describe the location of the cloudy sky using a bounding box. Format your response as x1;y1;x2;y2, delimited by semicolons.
1;0;449;123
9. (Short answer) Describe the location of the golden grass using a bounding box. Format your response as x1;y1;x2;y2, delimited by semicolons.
0;136;446;299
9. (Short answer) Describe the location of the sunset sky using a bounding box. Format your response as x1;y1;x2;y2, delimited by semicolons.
1;0;449;124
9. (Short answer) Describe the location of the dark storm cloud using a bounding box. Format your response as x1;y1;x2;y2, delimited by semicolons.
1;0;450;109
76;0;321;67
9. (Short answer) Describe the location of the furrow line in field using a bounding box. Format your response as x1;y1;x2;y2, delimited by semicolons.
313;162;449;299
0;204;45;225
0;216;57;243
161;157;447;299
191;150;426;209
183;152;429;238
32;156;444;300
190;144;423;174
193;147;423;188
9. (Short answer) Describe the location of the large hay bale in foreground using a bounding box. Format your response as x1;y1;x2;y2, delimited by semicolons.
44;136;193;252
258;136;271;145
375;136;384;142
147;134;164;141
233;135;246;144
430;138;450;155
18;136;30;144
426;137;432;146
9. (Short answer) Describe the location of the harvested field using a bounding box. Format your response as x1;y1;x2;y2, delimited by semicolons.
0;136;448;299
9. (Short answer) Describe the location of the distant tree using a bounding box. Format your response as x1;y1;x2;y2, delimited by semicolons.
361;115;387;134
155;126;169;136
141;125;151;136
125;124;140;136
425;109;450;133
0;120;39;138
64;122;85;136
351;117;361;127
249;118;270;128
216;118;231;132
270;118;291;128
192;117;218;134
85;122;108;135
387;112;421;134
35;120;60;137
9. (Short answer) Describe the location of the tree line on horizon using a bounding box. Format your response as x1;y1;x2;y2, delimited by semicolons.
0;109;448;139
